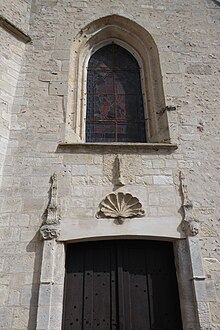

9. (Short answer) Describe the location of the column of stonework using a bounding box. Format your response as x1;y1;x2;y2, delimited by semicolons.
36;237;65;330
36;239;56;330
187;236;211;328
179;171;211;327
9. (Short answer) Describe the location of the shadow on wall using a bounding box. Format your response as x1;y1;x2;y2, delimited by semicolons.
26;234;43;330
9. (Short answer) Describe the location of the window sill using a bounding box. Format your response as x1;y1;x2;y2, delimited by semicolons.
57;142;178;153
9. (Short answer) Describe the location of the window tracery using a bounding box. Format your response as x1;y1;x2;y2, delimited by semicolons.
64;15;171;145
86;44;147;142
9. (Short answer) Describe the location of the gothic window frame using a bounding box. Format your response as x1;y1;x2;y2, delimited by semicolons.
84;40;149;143
64;15;171;145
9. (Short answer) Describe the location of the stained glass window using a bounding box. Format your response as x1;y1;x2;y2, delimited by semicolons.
86;44;147;142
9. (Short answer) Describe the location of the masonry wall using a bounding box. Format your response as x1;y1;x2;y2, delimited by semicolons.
0;0;219;329
0;0;31;187
1;0;31;32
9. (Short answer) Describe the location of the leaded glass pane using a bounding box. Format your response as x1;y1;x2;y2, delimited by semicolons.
86;122;116;142
87;71;114;94
86;44;147;142
89;45;113;69
114;44;139;70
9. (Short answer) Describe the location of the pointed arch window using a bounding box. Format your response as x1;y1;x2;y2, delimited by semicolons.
86;44;147;143
64;15;172;145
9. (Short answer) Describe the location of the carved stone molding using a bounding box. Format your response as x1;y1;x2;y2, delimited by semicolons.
114;155;125;186
40;224;60;240
96;192;145;224
40;173;61;240
181;218;199;237
179;171;199;236
46;173;60;225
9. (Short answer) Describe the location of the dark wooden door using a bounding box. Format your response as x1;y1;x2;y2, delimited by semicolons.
62;240;183;330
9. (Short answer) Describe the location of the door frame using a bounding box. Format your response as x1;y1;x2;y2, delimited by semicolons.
36;236;207;329
62;239;183;329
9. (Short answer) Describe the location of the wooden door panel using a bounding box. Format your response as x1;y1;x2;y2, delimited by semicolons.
145;242;182;330
63;245;84;330
84;245;116;329
63;240;183;330
118;244;151;330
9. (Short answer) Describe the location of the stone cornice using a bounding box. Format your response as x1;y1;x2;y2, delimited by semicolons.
0;15;31;43
57;142;178;153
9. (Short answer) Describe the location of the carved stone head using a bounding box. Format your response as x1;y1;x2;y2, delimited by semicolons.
182;218;199;236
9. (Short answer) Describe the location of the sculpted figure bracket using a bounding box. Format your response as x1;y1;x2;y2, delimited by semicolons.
40;224;60;240
179;171;199;236
40;173;60;240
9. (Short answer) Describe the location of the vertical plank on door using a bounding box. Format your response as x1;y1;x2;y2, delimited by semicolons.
63;244;84;330
126;243;151;330
146;241;183;330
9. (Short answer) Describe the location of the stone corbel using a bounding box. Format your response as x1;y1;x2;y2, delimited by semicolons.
40;173;60;240
180;171;199;236
181;217;199;237
40;224;60;240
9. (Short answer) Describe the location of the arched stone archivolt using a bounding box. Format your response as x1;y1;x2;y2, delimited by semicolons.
65;15;170;144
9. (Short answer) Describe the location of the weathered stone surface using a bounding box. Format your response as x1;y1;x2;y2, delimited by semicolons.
0;0;219;329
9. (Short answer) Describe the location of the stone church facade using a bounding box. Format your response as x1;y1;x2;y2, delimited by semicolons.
0;0;220;329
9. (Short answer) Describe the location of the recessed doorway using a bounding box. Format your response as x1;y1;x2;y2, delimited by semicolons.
62;240;183;330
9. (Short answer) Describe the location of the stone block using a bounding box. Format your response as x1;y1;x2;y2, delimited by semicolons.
153;175;173;185
210;302;220;323
159;192;176;206
12;306;29;329
71;164;87;176
165;159;178;168
186;64;212;75
157;206;175;216
38;284;52;306
0;307;13;328
0;227;20;242
149;193;160;206
207;15;220;24
22;197;45;213
8;289;20;306
0;285;9;306
197;302;211;324
51;284;64;304
52;50;70;60
5;254;35;273
164;82;186;97
205;280;217;301
49;82;67;96
40;240;56;283
53;243;65;284
135;176;153;185
141;159;153;168
36;305;50;329
49;306;63;329
152;159;165;168
87;165;103;176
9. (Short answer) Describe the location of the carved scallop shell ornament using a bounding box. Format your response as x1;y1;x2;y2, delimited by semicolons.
96;192;145;224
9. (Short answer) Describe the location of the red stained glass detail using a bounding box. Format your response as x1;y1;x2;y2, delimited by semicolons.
86;44;147;142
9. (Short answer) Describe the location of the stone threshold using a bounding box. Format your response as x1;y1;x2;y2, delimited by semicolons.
57;142;178;153
0;15;31;43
